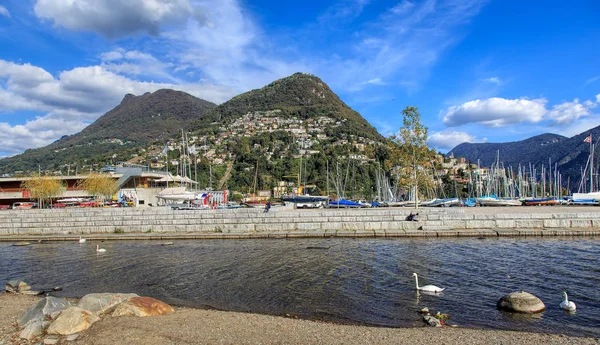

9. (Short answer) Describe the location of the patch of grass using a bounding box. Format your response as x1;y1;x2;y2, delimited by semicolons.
114;227;124;234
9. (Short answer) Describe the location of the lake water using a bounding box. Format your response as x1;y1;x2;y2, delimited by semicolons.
1;237;599;337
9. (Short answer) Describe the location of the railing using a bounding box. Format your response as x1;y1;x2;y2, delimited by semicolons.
0;187;86;193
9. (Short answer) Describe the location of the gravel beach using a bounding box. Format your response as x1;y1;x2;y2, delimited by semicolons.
1;294;597;345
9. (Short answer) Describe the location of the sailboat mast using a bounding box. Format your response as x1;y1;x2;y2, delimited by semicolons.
590;134;594;193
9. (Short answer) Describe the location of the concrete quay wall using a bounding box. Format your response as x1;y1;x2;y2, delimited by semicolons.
0;207;599;240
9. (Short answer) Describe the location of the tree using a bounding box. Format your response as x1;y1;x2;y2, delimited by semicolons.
21;175;65;208
389;106;434;208
78;174;119;202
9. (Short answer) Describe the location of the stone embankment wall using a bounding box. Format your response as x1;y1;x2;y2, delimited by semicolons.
1;207;599;240
0;208;600;240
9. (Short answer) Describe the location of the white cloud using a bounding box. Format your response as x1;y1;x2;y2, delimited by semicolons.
318;0;371;22
363;78;384;85
597;94;600;103
428;130;486;150
547;98;595;124
321;0;487;93
442;97;548;127
553;115;600;138
0;5;10;17
0;59;234;154
482;77;501;84
585;76;600;85
33;0;194;38
0;116;87;155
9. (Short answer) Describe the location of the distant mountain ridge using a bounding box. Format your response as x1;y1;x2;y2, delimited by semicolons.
0;89;217;173
449;129;600;189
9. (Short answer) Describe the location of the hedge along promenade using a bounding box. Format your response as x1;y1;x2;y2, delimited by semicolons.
0;206;599;241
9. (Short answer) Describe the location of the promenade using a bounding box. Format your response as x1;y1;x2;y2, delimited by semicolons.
1;206;599;241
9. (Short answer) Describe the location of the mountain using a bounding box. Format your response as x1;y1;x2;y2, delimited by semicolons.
449;128;600;189
192;73;383;141
0;73;386;195
450;133;567;165
0;89;217;173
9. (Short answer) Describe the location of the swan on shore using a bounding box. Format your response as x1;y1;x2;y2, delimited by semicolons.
560;291;576;312
79;237;86;244
412;273;445;293
96;244;106;253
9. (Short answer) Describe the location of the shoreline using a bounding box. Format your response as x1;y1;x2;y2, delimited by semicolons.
1;293;597;345
1;228;599;242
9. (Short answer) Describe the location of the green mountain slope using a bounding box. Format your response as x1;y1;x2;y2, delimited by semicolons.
0;89;217;173
193;73;384;141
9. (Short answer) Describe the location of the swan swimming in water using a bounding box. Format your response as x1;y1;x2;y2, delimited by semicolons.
96;244;106;253
560;291;576;312
79;237;86;244
412;273;445;293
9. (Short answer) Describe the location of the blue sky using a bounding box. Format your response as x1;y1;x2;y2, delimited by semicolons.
0;0;599;157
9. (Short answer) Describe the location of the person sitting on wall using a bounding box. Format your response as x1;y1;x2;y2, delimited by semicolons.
264;201;272;213
405;212;419;221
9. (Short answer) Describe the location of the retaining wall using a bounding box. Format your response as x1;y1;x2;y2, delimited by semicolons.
0;207;599;240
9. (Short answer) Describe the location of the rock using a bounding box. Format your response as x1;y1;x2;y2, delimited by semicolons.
78;292;138;315
43;336;59;345
419;307;429;314
18;296;71;326
66;333;80;341
46;307;99;335
19;320;50;340
497;291;546;313
5;280;31;293
112;296;174;317
423;315;442;327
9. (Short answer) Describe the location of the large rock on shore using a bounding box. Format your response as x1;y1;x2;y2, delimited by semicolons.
6;280;31;293
46;307;99;335
78;292;139;315
18;296;71;326
19;319;50;340
112;296;174;317
497;291;546;313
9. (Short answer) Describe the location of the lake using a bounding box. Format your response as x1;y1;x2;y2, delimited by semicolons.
1;237;598;337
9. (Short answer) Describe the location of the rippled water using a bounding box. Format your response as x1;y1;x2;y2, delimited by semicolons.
1;237;599;337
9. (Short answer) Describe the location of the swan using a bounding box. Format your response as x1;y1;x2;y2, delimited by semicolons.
560;291;576;312
96;244;106;253
412;273;445;293
79;237;86;244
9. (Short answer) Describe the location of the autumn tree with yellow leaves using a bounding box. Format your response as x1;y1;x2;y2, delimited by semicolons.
20;175;65;208
77;174;119;202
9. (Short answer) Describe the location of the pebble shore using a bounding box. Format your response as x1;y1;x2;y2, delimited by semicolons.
1;294;598;345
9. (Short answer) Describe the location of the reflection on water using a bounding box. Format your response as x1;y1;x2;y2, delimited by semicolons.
1;237;599;337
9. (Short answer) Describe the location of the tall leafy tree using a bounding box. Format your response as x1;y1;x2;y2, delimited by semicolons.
389;106;435;207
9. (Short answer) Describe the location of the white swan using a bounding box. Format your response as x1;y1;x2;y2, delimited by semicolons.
560;291;576;312
79;237;86;244
412;273;445;293
96;244;106;253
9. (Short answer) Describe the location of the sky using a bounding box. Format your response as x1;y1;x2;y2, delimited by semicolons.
0;0;599;157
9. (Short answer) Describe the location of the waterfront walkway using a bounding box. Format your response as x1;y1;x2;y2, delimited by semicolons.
1;206;599;241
